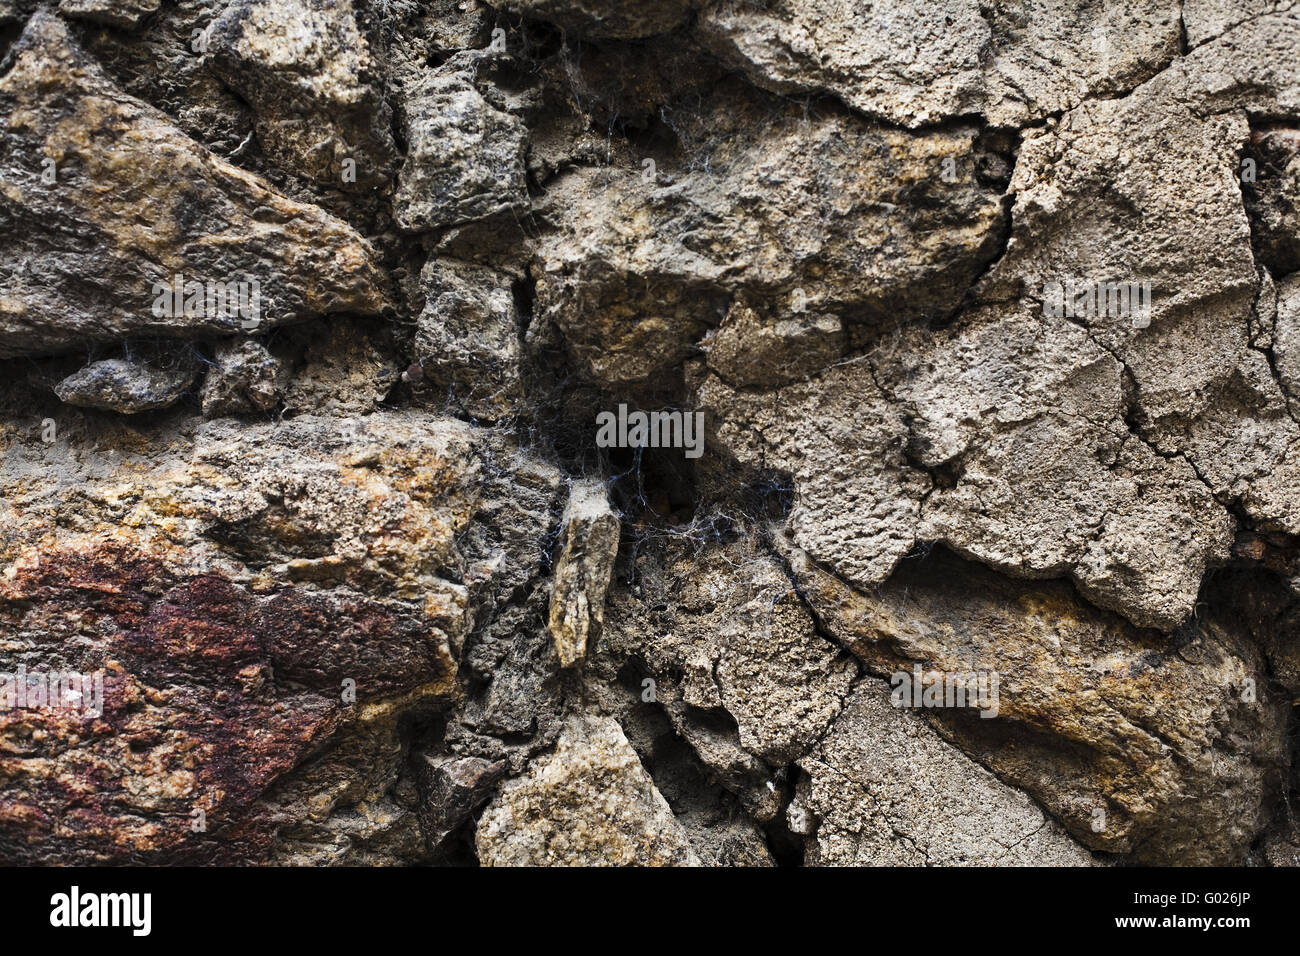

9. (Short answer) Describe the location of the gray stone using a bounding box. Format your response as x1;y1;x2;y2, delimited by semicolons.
54;356;196;413
412;258;524;421
793;678;1099;866
59;0;160;29
698;0;1182;128
394;60;529;232
780;537;1291;864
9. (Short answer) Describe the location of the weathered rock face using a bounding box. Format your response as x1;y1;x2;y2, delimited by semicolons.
59;0;159;29
475;714;700;866
697;0;1182;128
0;404;556;863
792;679;1098;866
594;532;857;821
198;338;288;416
1;0;1298;869
0;11;387;359
530;79;1008;389
393;55;529;232
779;538;1289;864
412;258;525;421
207;0;398;190
54;355;197;414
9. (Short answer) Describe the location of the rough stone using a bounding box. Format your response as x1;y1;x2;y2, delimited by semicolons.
697;0;1182;128
59;0;159;29
475;713;701;866
207;0;398;190
54;356;197;414
0;11;387;359
0;404;558;863
199;338;288;417
530;78;1007;390
393;58;529;232
597;532;856;817
412;258;524;421
793;678;1099;865
779;538;1290;864
1245;126;1300;277
547;479;619;668
2;0;1298;870
415;754;506;854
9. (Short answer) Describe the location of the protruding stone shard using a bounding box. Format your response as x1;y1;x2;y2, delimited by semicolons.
54;356;196;413
548;479;619;668
475;714;700;866
207;0;398;190
0;10;387;359
394;60;529;232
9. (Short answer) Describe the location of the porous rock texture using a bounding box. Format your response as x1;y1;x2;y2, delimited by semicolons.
1;0;1299;867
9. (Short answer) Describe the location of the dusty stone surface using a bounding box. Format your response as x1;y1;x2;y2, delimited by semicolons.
58;0;159;29
780;538;1289;864
793;679;1099;866
393;56;529;232
1;0;1298;868
412;258;524;421
697;0;1182;128
207;0;398;191
199;338;288;417
475;713;700;866
595;532;857;820
530;80;1007;389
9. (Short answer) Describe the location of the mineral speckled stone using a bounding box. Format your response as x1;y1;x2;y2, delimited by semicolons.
0;0;1298;871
